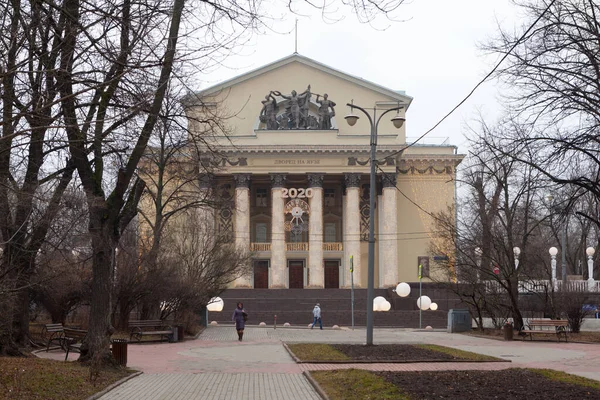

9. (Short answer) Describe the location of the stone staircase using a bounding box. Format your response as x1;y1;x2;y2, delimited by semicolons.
208;284;463;329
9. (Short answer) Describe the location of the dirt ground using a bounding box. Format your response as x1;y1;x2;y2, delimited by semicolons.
377;369;600;400
331;344;469;361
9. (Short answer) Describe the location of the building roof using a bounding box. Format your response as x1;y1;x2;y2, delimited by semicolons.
186;53;413;109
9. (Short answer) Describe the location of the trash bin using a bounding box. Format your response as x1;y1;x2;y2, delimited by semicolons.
111;339;128;366
176;325;184;342
503;324;514;341
168;326;178;343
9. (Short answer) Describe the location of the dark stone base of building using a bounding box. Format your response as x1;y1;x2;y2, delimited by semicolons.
208;283;464;329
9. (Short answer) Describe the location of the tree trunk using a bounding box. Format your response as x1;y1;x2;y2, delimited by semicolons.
508;279;524;330
79;212;116;364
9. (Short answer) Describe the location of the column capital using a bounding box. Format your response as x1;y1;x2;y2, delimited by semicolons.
307;173;325;188
344;173;361;188
381;173;397;188
270;173;287;188
233;174;251;189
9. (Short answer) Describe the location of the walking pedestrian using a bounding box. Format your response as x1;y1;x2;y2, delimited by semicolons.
311;303;322;330
232;302;248;341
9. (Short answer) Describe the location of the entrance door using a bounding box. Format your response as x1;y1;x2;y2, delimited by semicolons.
288;260;304;288
253;260;269;288
324;260;340;288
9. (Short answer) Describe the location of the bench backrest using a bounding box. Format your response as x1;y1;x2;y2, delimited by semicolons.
44;323;64;333
63;328;87;340
129;320;169;328
530;319;568;326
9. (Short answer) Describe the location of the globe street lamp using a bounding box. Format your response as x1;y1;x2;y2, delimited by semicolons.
586;247;595;292
549;247;558;290
546;195;568;286
345;101;405;346
513;247;521;270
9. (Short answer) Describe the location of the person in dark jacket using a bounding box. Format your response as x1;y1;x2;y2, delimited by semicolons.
232;302;247;341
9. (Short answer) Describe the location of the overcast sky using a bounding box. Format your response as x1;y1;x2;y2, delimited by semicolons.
195;0;521;154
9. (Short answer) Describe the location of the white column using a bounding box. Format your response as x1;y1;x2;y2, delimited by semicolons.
344;173;362;288
308;174;324;288
233;174;251;288
381;174;398;287
271;174;287;288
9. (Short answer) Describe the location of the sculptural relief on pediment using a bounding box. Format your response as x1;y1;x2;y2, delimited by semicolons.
259;85;337;130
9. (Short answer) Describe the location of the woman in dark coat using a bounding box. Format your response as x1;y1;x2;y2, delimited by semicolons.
232;302;247;341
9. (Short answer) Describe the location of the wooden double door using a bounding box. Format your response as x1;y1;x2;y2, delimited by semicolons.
288;260;304;288
324;260;340;288
253;260;269;289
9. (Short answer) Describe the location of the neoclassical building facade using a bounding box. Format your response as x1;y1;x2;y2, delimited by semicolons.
184;54;463;289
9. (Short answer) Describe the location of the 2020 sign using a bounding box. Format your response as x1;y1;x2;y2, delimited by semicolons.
281;188;313;199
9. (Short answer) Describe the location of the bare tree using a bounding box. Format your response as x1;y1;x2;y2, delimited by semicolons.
155;213;251;321
488;0;600;240
434;118;552;330
2;0;409;363
0;0;77;354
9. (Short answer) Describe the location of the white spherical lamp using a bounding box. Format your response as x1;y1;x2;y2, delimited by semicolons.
395;282;411;297
381;300;391;312
206;297;224;312
373;296;386;312
417;296;431;311
586;247;595;257
430;302;438;311
549;247;558;256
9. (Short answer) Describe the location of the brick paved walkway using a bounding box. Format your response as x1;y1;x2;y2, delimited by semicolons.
99;373;321;400
32;326;600;399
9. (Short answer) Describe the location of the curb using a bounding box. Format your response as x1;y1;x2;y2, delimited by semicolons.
282;342;301;363
303;370;330;400
86;371;143;400
293;358;509;364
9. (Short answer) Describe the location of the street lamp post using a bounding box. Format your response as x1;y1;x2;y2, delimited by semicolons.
513;247;521;270
549;247;558;290
587;247;595;292
345;102;404;346
546;195;568;286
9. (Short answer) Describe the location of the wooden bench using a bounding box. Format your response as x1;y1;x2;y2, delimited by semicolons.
42;323;65;352
129;320;173;342
62;328;87;361
520;319;569;342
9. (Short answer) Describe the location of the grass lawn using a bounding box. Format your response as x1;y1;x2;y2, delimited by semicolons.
0;356;133;400
311;368;600;400
286;343;350;361
311;369;408;400
414;344;500;361
286;343;501;362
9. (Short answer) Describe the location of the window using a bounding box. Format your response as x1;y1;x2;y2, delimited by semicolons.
324;188;335;207
324;223;337;242
255;223;268;243
256;188;268;207
418;256;430;278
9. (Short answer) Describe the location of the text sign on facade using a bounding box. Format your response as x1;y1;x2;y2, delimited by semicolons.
281;188;313;199
274;159;321;165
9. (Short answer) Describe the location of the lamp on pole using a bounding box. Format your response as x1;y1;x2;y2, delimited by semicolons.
586;247;595;292
549;246;558;290
513;247;521;270
345;102;404;346
546;195;568;286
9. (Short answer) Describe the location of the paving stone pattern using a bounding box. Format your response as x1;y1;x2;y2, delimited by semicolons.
99;373;321;400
